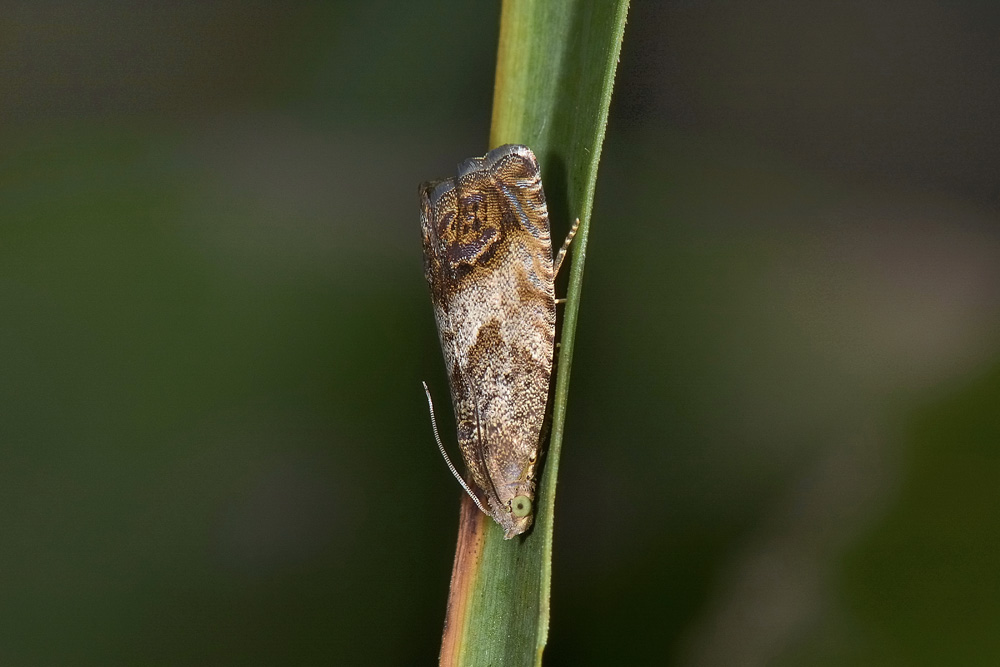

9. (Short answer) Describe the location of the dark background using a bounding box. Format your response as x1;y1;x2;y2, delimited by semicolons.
3;2;999;665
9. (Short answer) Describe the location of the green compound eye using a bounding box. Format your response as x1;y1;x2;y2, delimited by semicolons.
510;495;532;518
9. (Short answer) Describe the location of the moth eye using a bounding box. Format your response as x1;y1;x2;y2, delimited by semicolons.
511;495;532;518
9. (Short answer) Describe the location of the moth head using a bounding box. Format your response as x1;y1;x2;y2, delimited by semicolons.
493;452;540;539
500;494;534;539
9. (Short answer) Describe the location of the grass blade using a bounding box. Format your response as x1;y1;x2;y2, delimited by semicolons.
440;2;629;665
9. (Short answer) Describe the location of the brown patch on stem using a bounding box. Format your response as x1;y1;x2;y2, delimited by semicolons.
439;492;489;666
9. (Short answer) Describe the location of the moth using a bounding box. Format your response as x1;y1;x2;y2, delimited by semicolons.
419;144;576;539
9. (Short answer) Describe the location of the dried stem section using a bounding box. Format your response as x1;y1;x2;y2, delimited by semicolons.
440;495;488;666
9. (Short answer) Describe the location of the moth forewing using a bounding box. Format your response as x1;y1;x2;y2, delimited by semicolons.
419;144;558;539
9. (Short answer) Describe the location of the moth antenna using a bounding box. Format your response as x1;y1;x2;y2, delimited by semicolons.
422;381;488;515
553;217;581;278
473;399;504;513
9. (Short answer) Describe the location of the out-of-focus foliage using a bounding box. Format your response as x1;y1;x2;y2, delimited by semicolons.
1;3;998;665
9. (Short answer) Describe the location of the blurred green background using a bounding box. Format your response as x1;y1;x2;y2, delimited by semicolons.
3;2;999;665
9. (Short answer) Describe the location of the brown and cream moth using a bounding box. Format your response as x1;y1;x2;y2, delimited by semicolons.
419;144;576;539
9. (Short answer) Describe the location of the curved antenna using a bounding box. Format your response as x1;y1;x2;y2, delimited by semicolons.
422;382;488;515
473;398;503;511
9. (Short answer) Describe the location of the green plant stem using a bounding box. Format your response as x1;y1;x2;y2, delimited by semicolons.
440;2;628;665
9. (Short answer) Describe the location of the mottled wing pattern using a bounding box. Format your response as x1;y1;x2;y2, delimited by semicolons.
419;144;556;538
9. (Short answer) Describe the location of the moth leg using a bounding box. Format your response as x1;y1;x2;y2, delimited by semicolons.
553;217;581;278
422;382;488;515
